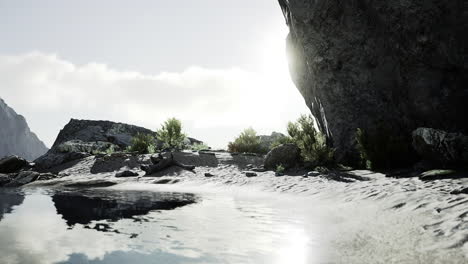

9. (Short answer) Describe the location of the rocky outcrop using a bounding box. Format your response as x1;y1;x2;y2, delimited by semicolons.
52;119;154;149
0;98;48;160
279;0;468;165
264;143;301;170
412;128;468;167
34;119;156;170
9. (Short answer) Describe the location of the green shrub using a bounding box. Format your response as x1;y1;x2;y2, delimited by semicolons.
128;133;156;154
105;145;116;155
287;114;335;166
228;127;262;153
355;126;414;170
156;118;187;150
191;142;210;151
275;164;285;174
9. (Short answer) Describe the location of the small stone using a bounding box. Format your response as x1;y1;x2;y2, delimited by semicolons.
251;167;266;172
244;171;257;177
115;170;139;177
450;187;468;195
204;173;215;177
275;172;284;176
307;171;320;177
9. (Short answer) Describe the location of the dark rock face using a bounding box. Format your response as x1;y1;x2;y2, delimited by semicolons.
0;156;30;173
412;128;468;167
0;98;48;160
279;0;468;164
264;143;301;170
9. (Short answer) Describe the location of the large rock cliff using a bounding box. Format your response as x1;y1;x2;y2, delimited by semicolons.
0;98;48;160
279;0;468;165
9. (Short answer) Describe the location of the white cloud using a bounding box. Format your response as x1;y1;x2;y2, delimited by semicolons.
0;51;309;148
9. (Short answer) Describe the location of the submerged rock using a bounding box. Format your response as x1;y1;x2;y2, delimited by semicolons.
264;144;301;170
0;155;30;173
412;128;468;167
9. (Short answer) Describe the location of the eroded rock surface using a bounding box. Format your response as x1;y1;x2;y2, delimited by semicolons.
279;0;468;165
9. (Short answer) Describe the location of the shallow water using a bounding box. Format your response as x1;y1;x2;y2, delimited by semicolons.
0;182;466;264
0;187;324;264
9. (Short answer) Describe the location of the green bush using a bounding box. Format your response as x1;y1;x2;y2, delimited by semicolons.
156;118;187;150
191;142;211;151
128;133;156;154
286;114;334;166
228;127;263;154
270;135;294;149
275;164;285;174
355;126;414;170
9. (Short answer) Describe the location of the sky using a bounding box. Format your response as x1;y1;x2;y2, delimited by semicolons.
0;0;310;148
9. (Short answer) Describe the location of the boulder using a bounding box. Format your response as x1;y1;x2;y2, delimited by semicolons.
0;155;30;173
5;171;40;187
115;170;139;178
412;128;468;167
279;1;468;165
264;144;301;170
204;172;215;177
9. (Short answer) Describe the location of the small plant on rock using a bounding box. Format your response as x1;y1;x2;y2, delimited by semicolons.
191;142;211;151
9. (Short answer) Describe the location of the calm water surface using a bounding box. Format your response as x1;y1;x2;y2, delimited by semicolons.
0;187;320;264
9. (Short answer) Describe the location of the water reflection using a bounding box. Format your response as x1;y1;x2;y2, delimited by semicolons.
0;188;317;264
52;190;196;227
0;189;24;221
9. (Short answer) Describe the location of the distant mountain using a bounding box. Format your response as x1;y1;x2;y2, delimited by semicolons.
0;98;48;160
